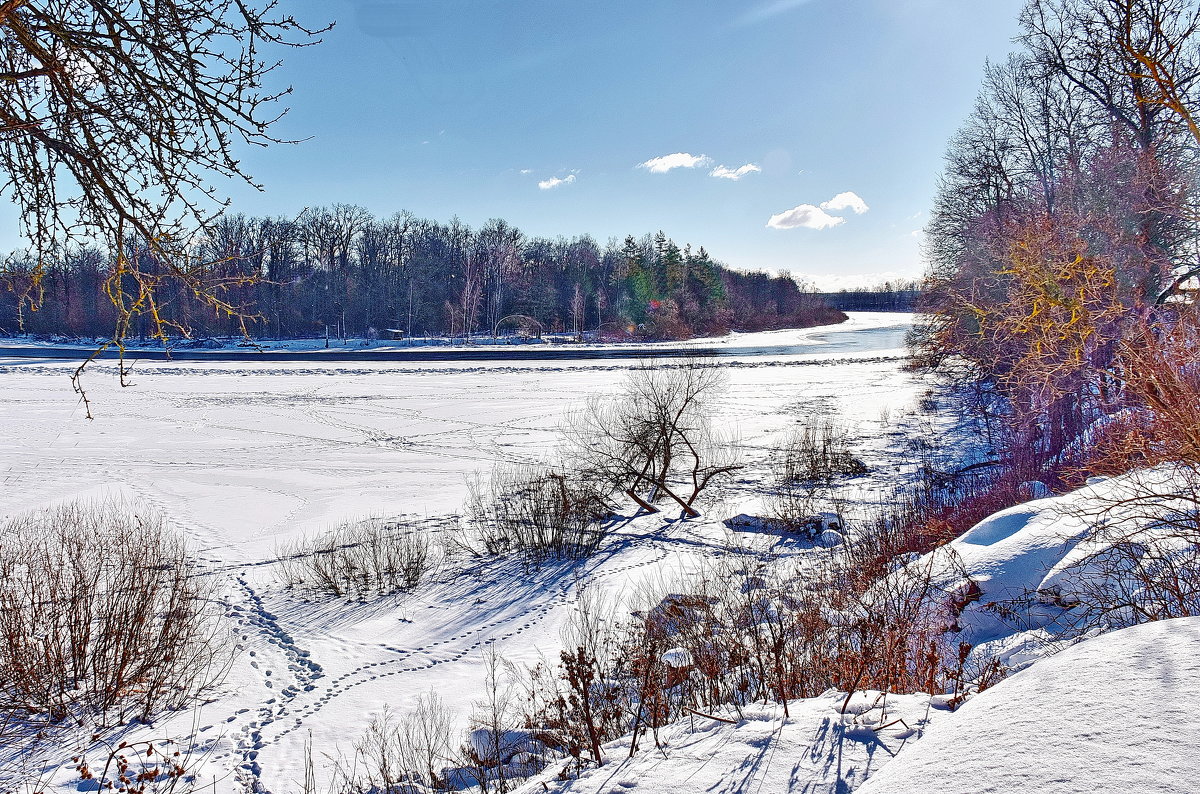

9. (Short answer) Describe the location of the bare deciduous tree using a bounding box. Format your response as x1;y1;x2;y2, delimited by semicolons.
565;361;741;517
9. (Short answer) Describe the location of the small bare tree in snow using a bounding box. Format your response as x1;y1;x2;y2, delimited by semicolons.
565;361;741;516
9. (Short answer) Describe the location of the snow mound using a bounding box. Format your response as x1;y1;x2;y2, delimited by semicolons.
515;691;936;794
898;470;1194;653
956;503;1049;547
859;617;1200;793
941;496;1093;646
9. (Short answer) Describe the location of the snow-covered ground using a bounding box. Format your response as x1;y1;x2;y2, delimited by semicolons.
499;468;1200;794
513;691;940;794
511;614;1200;794
0;312;914;555
858;616;1200;793
0;313;934;793
4;310;1192;792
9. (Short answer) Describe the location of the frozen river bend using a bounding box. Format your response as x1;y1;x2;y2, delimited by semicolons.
0;312;930;793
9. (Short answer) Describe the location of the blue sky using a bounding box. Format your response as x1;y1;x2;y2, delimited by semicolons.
4;0;1026;287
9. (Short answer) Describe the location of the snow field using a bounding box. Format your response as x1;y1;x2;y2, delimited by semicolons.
513;691;940;794
0;315;931;793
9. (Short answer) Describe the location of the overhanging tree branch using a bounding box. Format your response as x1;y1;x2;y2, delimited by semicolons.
0;0;330;362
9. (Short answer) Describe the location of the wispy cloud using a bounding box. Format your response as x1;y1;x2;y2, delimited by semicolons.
766;204;845;230
638;152;713;174
538;174;576;190
519;169;532;175
820;191;869;214
710;163;761;181
735;0;817;27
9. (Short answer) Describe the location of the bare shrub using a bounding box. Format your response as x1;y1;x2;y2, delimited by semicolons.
460;648;539;794
277;518;438;599
337;662;540;794
522;592;624;771
65;736;198;794
465;463;612;562
778;419;867;483
825;542;973;698
524;573;759;759
517;530;986;769
347;695;456;794
0;500;223;724
645;538;971;707
768;418;865;535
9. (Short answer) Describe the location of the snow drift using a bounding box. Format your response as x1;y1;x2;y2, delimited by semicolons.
859;617;1200;793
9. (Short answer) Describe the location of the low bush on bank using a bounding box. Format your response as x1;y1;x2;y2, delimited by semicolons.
0;500;224;724
336;697;456;794
777;419;867;483
277;518;439;599
465;463;612;563
769;417;866;535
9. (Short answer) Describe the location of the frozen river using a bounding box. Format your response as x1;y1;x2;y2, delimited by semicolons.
0;311;910;362
0;312;917;551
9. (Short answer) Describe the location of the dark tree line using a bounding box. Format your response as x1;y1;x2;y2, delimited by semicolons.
817;280;921;312
1;209;844;342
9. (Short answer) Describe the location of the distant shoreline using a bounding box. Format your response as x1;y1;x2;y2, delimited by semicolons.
0;315;879;363
0;344;729;363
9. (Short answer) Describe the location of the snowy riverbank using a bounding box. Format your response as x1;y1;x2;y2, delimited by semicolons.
3;310;1193;793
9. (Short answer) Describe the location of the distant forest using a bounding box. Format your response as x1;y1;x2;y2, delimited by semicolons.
816;280;921;312
0;207;846;342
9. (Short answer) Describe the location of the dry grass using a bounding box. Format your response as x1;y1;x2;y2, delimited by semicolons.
465;463;612;562
277;518;439;599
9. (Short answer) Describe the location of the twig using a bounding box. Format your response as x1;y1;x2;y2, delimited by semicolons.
683;706;737;724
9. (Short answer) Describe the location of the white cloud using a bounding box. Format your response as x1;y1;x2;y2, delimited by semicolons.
637;152;713;174
710;163;761;181
538;174;576;190
519;169;532;175
768;190;869;230
766;204;845;230
820;191;869;214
